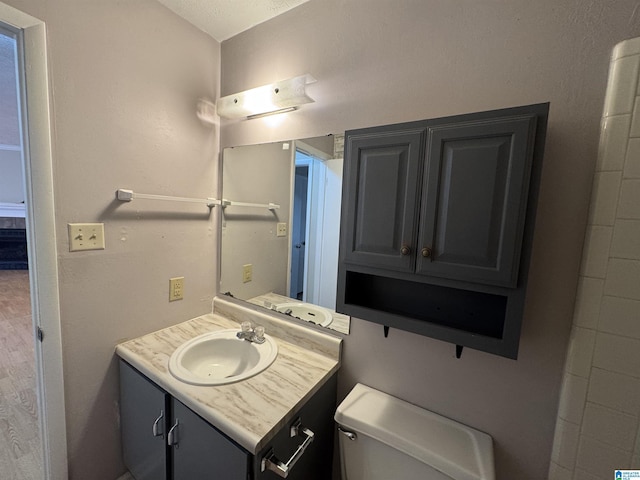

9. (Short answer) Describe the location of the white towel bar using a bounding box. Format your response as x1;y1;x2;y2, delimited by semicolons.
116;189;220;208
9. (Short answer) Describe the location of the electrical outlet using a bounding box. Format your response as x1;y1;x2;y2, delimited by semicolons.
68;223;105;251
169;277;184;301
276;223;287;237
242;264;252;283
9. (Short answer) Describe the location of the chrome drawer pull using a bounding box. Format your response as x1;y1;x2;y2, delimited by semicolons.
167;419;179;448
261;419;315;478
152;410;164;438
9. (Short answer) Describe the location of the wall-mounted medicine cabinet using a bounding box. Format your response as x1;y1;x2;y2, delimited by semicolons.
337;103;549;359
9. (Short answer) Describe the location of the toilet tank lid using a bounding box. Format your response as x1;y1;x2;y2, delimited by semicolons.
334;384;495;480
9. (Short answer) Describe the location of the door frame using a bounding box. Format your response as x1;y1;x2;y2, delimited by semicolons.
0;3;68;479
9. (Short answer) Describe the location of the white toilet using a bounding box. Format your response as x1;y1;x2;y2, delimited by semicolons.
334;384;495;480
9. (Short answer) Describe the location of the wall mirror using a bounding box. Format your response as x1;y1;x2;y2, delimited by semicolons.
220;135;350;334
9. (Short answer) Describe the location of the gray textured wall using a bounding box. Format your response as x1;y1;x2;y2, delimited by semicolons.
220;1;640;478
3;0;220;478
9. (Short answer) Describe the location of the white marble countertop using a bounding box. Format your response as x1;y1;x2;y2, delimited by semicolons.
115;297;342;454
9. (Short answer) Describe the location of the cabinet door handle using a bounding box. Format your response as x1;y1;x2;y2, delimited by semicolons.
152;410;164;438
421;247;432;258
167;419;179;448
400;245;411;256
260;419;314;478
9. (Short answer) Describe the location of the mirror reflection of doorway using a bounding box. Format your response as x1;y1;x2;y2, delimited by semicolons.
289;146;343;308
290;159;310;300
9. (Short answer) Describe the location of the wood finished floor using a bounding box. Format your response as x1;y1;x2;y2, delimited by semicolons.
0;270;42;480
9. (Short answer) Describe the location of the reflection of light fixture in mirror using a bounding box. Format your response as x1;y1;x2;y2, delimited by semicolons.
217;74;315;120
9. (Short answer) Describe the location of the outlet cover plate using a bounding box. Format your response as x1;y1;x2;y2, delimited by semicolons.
169;277;184;301
242;264;252;283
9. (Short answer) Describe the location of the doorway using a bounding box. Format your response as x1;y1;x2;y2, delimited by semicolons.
0;23;42;480
0;4;68;478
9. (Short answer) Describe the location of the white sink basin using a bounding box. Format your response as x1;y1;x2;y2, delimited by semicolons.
275;302;333;327
168;329;278;386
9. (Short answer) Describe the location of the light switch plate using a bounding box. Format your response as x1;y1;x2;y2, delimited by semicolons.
68;223;105;251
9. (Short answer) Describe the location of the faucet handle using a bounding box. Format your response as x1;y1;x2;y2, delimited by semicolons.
254;325;265;341
241;321;253;333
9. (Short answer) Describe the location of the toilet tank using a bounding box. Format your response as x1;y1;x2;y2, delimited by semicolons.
334;384;495;480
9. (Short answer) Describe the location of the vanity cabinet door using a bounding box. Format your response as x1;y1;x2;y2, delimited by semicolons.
416;113;538;287
171;399;250;480
341;126;424;272
120;361;168;480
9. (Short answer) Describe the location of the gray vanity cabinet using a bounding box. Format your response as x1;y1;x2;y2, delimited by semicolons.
120;360;337;480
120;360;249;480
171;400;249;480
338;103;549;358
120;359;168;480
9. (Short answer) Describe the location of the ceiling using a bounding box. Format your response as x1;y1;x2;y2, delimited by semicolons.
156;0;310;42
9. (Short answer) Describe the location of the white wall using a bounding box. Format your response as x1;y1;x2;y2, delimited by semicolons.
219;1;640;478
550;37;640;480
3;1;220;478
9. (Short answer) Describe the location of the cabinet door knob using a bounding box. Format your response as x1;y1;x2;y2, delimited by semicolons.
421;247;432;258
400;245;411;256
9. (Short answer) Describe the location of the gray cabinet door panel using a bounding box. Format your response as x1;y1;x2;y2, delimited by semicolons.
120;361;168;480
172;399;249;480
343;130;424;272
417;114;537;287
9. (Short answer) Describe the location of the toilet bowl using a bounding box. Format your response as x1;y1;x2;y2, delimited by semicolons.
334;383;495;480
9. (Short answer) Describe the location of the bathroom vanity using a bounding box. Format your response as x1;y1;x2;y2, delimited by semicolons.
116;298;341;480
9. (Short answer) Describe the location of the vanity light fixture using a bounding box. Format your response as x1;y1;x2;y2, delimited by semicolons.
216;74;316;120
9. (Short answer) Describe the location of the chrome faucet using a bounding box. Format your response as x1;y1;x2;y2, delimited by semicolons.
236;321;266;344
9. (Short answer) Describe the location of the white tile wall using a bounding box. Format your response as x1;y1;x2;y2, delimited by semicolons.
599;295;640;340
572;468;602;480
588;367;640;415
558;373;589;424
579;226;613;278
604;259;640;300
624;137;640;177
610;220;640;260
593;332;640;378
603;55;640;116
581;402;638;451
572;277;604;329
588;172;622;226
618;179;640;218
565;327;596;378
597;115;632;171
549;462;573;480
613;37;640;60
552;419;581;468
550;37;640;480
575;436;631;479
